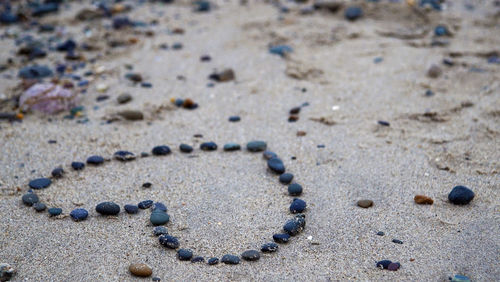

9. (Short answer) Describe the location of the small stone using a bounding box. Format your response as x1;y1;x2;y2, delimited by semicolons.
33;202;46;212
241;250;260;261
288;183;303;196
159;235;179;249
153;226;168;236
48;207;62;216
152;145;171;156
152;202;167;212
86;155;104;165
434;25;449;36
378;120;390;126
261;242;278;252
129;263;152;277
29;178;51;189
376;260;392;269
283;215;306;236
357;199;373;208
228;116;241;122
200;142;217;151
273;233;290;243
150;211;170;226
71;162;85;170
125;73;142;83
179;144;193;153
223;143;241;151
114;150;136;161
70;208;88;221
0;263;15;281
142;182;152;188
289;198;306;213
263;151;277;160
51;167;64;178
138;200;154;209
376;231;384;236
247;141;267;152
117;93;132;104
392;239;403;244
269;45;293;57
344;6;363;21
19;65;53;79
414;195;434;205
427;64;442;78
124;204;139;214
96;202;120;215
22;193;39;206
296;131;306;137
448;186;474;205
177;249;193;261
268;157;285;174
279;173;294;184
221;254;240;265
208;69;235;82
118;110;144;121
191;256;204;263
451;274;471;282
207;257;219;265
387;262;401;271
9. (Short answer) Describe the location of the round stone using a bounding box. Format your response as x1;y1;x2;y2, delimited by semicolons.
177;249;193;261
247;141;267;152
387;262;401;271
289;198;306;213
95;202;120;215
191;256;204;263
268;157;285;174
153;226;168;236
241;250;260;261
124;204;139;214
288;183;303;196
279;173;293;184
152;202;167;212
51;167;64;178
86;155;104;165
28;178;51;189
357;199;373;208
48;207;62;216
22;193;39;206
159;235;179;249
261;242;278;252
113;150;136;161
152;145;171;156
33;202;46;212
221;254;240;265
150;211;170;226
70;208;88;221
179;144;193;153
273;233;290;243
207;257;219;265
448;186;474;205
129;263;152;277
376;260;392;269
223;143;241;151
71;162;85;170
344;6;363;21
200;142;217;151
263;150;277;160
138;200;153;209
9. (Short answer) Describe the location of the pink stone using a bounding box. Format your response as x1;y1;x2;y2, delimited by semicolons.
20;83;79;114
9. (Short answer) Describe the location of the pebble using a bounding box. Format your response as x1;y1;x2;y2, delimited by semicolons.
129;263;152;277
376;260;392;269
273;233;291;243
86;155;104;165
451;274;471;282
22;193;39;206
95;202;120;215
18;65;53;79
387;262;401;271
113;150;136;161
434;25;449;36
279;173;294;184
228;116;241;122
152;202;167;212
0;263;15;281
191;256;204;263
200;142;217;151
159;235;180;249
152;277;161;282
221;254;240;265
118;110;144;121
247;141;267;152
269;45;293;57
117;93;132;104
124;204;139;214
241;250;260;261
261;242;278;252
376;231;384;236
448;186;474;205
414;195;434;205
71;162;85;170
223;143;241;151
207;257;219;265
138;200;154;209
142;182;152;188
288;183;303;196
70;208;88;221
427;64;442;78
283;214;306;236
48;207;62;216
177;249;193;261
179;144;193;153
33;202;46;212
289;198;306;213
263;151;277;160
357;199;373;208
392;239;403;244
150;211;170;226
268;157;285;174
209;69;235;82
378;120;390;126
153;226;168;236
344;6;363;21
28;178;51;189
152;145;171;156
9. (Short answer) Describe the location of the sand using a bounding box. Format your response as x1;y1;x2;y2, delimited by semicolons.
0;0;499;281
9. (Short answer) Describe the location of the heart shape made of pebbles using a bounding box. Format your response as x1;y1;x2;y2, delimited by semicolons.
21;141;307;267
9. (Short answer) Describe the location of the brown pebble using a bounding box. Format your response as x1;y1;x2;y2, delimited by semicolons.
118;110;144;120
210;69;235;82
297;131;306;136
129;263;152;277
427;64;442;78
288;115;299;122
182;98;195;108
290;107;301;114
414;195;433;205
357;199;373;208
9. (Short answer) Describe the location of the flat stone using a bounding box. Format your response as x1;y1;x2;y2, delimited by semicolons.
263;150;277;160
124;204;139;214
279;173;294;184
179;144;193;153
268;157;285;174
273;233;290;243
241;250;260;261
118;110;143;121
117;93;132;104
207;257;219;265
33;202;46;212
113;150;136;161
357;199;373;208
261;242;278;252
221;254;240;265
48;207;62;216
28;178;51;189
289;198;306;213
51;167;64;178
95;202;120;215
223;143;241;151
150;211;170;226
71;162;85;170
70;208;88;221
247;141;267;152
152;145;171;156
86;155;104;165
22;193;39;206
200;142;217;151
129;263;152;277
159;235;179;249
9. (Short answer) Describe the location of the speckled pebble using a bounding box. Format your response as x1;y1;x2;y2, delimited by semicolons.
124;204;139;214
179;144;193;153
279;173;293;184
273;233;291;243
207;257;219;265
159;235;179;249
22;193;39;206
70;208;88;221
177;249;193;261
289;198;306;213
153;226;168;236
71;162;85;170
247;141;267;152
200;142;217;151
268;157;285;174
129;263;152;277
191;256;205;263
113;150;136;161
241;250;260;261
48;207;62;216
221;254;240;265
138;200;154;209
95;202;120;215
261;242;278;252
28;178;52;189
448;186;474;205
392;239;403;244
288;183;303;196
152;202;167;212
283;214;306;236
223;143;241;151
152;145;171;156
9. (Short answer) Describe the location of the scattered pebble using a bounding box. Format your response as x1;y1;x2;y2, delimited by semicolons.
392;239;403;244
378;120;390;127
221;254;240;265
152;145;171;156
86;155;104;165
153;226;168;236
179;144;193;153
138;200;153;209
129;263;152;277
376;260;392;269
71;162;85;170
241;250;260;261
207;257;219;265
70;208;88;221
357;199;373;208
268;157;285;174
387;262;401;271
289;198;306;213
376;231;384;236
28;178;52;189
279;173;294;184
269;45;293;57
288;183;303;196
177;249;193;261
414;195;434;205
48;207;62;216
344;6;363;21
246;141;267;152
451;274;471;282
95;202;120;216
191;256;204;263
22;193;39;206
114;151;136;161
448;186;474;205
261;242;278;252
159;235;179;249
223;143;241;151
142;182;152;188
283;214;306;236
118;110;144;121
209;69;235;82
150;211;170;226
117;93;132;104
124;204;139;214
228;116;241;122
263;151;277;160
0;263;15;281
273;233;290;243
427;64;442;78
200;142;217;151
152;202;167;212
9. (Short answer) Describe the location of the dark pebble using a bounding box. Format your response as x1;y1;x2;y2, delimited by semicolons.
228;116;241;122
179;144;193;153
152;202;167;212
117;93;132;104
48;207;62;216
29;178;52;189
200;55;211;62
387;262;401;271
18;65;53;79
124;204;139;214
261;242;278;252
392;239;403;244
152;277;161;282
153;226;168;236
378;120;390;126
221;254;240;265
141;152;149;158
344;6;363;21
159;235;179;249
279;173;294;184
86;155;104;165
138;200;154;209
283;214;306;236
273;233;291;243
33;202;46;212
22;193;39;206
448;185;474;205
376;260;392;269
177;249;193;261
95;201;120;216
207;257;219;265
268;157;285;174
288;183;303;196
71;162;85;170
113;150;136;161
191;256;204;263
70;208;88;221
142;182;152;188
247;141;267;152
223;143;241;151
241;250;260;261
152;145;171;156
263;151;277;160
376;231;384;236
96;95;109;102
357;199;373;208
200;142;217;151
56;39;76;52
289;107;301;114
150;211;170;226
289;198;306;213
208;69;235;82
